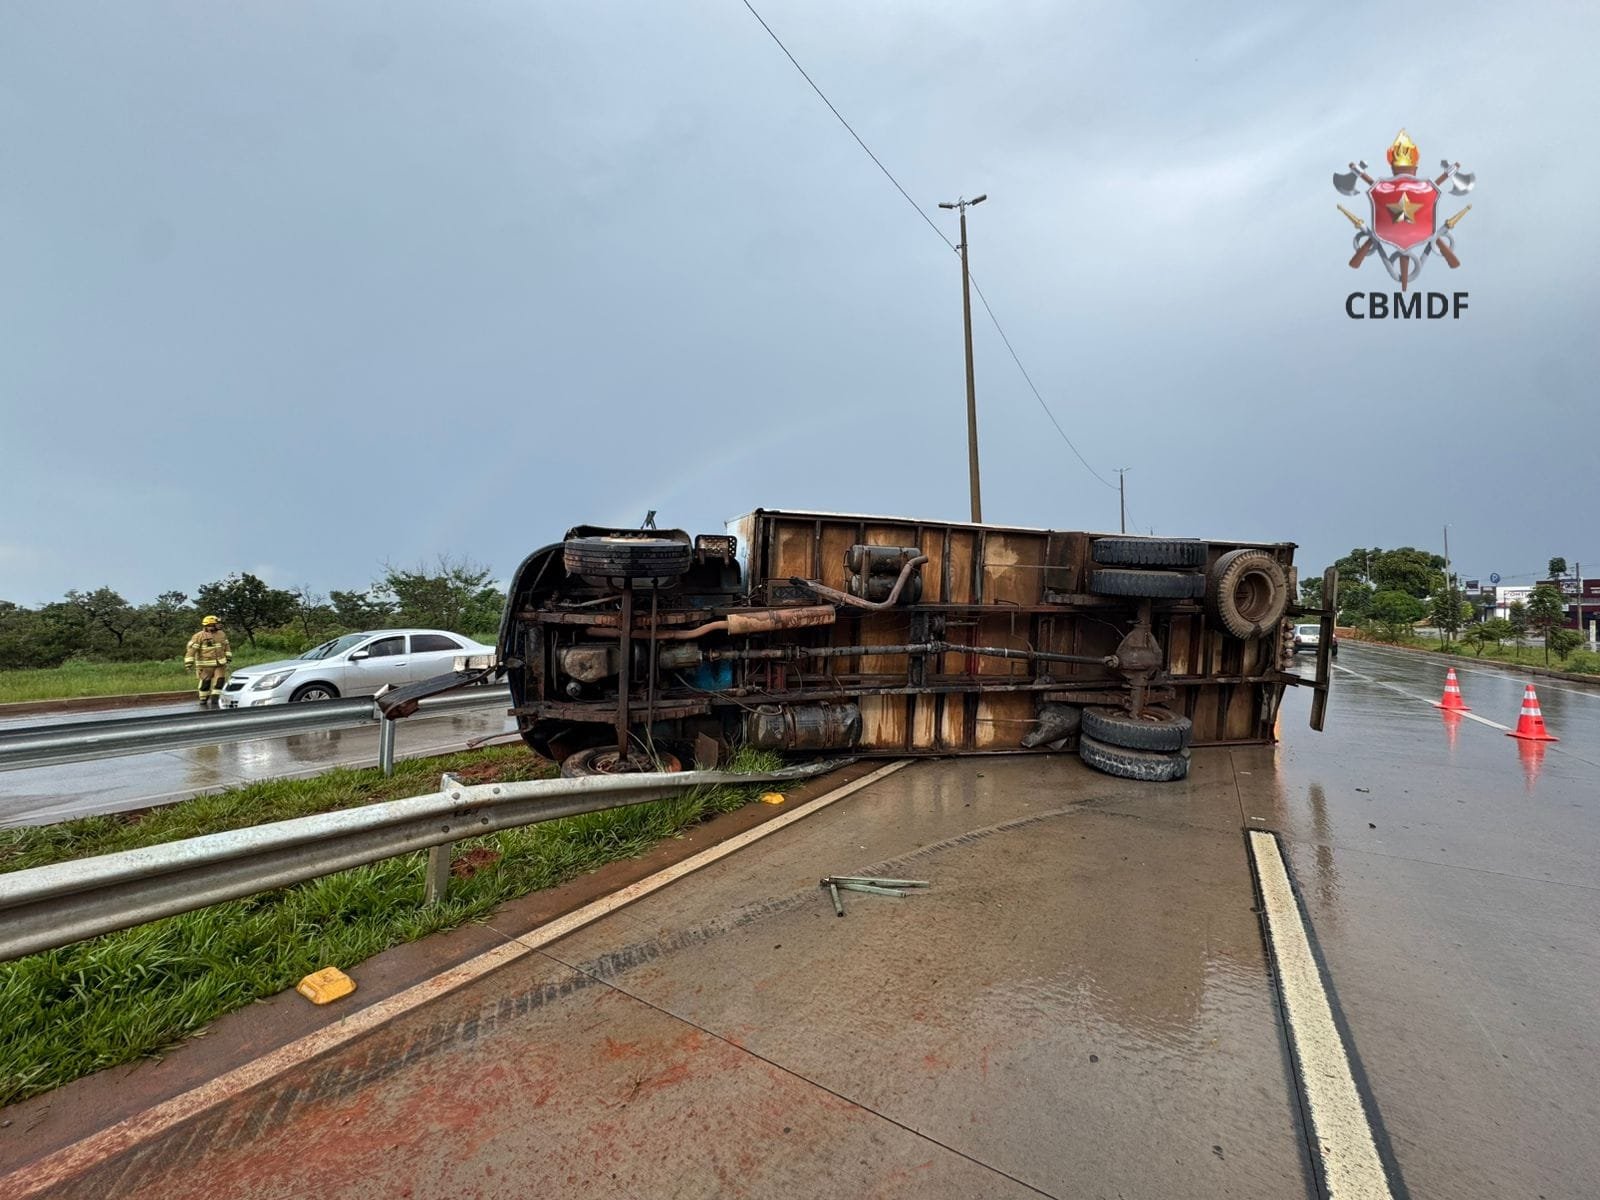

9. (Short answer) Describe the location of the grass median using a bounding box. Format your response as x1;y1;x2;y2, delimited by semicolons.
0;652;287;704
0;744;787;1106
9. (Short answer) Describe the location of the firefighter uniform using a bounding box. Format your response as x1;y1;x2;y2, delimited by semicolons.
185;617;233;704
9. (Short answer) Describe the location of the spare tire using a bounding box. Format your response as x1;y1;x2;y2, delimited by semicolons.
1092;537;1207;568
564;535;691;582
1090;569;1206;600
1082;706;1192;752
1078;734;1190;783
1206;549;1288;639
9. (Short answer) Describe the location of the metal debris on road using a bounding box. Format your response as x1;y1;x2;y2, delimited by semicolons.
819;875;931;914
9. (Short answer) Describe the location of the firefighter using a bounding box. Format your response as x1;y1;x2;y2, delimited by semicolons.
184;615;233;705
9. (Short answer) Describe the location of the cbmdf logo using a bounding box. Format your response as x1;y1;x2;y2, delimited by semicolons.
1334;129;1476;319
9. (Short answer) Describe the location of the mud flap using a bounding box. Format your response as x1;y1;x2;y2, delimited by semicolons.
1309;566;1338;731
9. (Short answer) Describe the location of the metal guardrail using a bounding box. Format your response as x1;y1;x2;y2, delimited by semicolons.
0;688;511;773
0;761;840;962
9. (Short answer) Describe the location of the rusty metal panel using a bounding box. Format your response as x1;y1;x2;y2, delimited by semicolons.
1190;686;1223;742
975;692;1035;750
857;613;912;677
857;694;905;749
939;693;970;748
1168;616;1195;677
909;694;938;750
945;531;977;604
818;524;857;591
774;521;814;582
981;532;1046;607
1224;682;1258;739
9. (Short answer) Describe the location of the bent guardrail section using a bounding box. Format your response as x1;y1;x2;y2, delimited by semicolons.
0;761;842;962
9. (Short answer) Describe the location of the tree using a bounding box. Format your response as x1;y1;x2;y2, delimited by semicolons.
329;587;396;630
1370;590;1426;642
1332;548;1380;586
1369;548;1446;599
288;586;338;642
63;587;137;649
1507;601;1529;650
1429;588;1471;647
1467;618;1514;657
1548;557;1568;580
1549;628;1583;662
1526;583;1567;666
374;557;501;635
195;573;296;647
145;590;192;639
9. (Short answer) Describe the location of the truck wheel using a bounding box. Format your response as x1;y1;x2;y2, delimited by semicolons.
563;536;691;581
1091;537;1207;568
1089;569;1206;600
1082;706;1192;752
1206;549;1288;639
560;748;684;777
1078;734;1190;782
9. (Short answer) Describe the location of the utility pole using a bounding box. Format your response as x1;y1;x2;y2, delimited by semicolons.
1117;468;1130;533
939;194;986;523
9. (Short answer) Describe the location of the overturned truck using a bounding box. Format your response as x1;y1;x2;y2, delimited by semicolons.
397;510;1335;782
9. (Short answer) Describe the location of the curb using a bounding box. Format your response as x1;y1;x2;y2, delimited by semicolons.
0;691;193;718
1347;637;1600;688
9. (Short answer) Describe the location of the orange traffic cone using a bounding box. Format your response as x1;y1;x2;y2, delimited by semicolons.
1506;683;1558;741
1434;668;1470;712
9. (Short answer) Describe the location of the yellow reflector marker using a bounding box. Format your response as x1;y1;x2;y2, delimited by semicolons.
297;967;356;1005
759;792;785;805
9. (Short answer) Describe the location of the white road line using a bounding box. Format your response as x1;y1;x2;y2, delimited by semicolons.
1333;664;1511;729
1249;830;1393;1199
1;760;910;1198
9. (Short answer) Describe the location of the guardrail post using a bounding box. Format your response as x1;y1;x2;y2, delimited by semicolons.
423;771;463;906
424;843;452;905
378;717;397;777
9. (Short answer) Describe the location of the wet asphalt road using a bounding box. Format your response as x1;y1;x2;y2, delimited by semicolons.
8;642;1595;1198
0;702;517;828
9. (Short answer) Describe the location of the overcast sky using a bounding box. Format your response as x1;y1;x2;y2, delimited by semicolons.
3;0;1596;606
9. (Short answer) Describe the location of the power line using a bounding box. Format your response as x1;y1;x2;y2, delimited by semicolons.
739;0;1119;494
739;0;953;253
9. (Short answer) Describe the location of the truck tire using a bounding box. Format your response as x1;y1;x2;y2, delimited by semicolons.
1078;734;1190;782
563;536;691;581
1081;705;1192;752
1091;537;1207;568
1206;549;1288;639
560;747;683;777
1089;569;1206;600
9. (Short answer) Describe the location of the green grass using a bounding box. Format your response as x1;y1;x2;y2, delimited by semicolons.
0;650;288;704
0;745;787;1105
1352;632;1600;675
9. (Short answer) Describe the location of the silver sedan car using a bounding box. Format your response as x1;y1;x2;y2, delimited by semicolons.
218;629;497;707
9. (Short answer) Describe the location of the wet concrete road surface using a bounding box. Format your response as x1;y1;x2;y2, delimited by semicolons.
0;704;516;828
7;644;1598;1198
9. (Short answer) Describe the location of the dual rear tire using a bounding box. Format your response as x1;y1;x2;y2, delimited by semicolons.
1078;704;1192;782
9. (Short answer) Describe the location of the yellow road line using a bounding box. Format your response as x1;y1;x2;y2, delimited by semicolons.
1249;830;1394;1199
2;760;910;1198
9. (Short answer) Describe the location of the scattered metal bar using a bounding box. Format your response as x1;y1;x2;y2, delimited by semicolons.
0;761;841;962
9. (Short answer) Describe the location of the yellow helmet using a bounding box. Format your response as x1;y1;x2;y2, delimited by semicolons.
202;615;221;626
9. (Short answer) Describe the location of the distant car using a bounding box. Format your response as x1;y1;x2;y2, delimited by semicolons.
218;629;497;707
1292;623;1337;656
